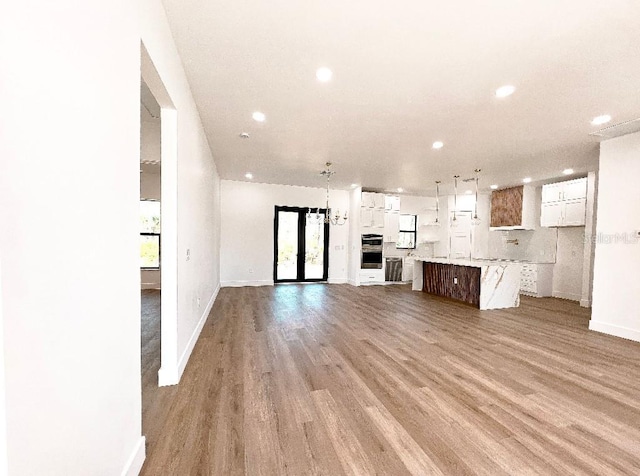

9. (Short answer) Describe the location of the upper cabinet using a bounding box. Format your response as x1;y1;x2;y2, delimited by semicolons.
384;195;401;211
541;178;587;227
490;185;536;230
361;192;386;209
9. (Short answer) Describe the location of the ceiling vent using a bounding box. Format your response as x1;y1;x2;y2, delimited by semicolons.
589;118;640;141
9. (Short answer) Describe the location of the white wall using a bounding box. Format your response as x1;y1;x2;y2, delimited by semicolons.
552;227;585;301
0;259;7;475
591;132;640;342
0;0;221;473
139;0;221;385
1;2;144;474
220;181;349;286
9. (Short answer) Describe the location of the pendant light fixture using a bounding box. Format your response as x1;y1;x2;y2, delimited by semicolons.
307;162;348;226
434;180;441;225
471;168;481;226
451;175;460;226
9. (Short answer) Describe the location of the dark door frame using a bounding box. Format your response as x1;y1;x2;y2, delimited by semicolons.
273;206;330;283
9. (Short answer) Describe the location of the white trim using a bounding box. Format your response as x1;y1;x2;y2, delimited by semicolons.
120;436;146;476
221;280;274;287
552;291;581;302
327;278;348;284
348;278;358;286
580;298;591;308
158;365;179;387
159;284;220;387
177;284;220;378
589;320;640;343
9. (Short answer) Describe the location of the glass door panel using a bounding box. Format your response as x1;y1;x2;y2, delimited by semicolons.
276;211;299;280
304;219;325;280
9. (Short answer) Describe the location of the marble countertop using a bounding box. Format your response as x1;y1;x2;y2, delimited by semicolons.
411;257;527;268
408;255;555;265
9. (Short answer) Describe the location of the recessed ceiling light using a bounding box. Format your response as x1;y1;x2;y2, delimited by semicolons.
465;190;472;195
252;111;266;122
239;132;250;139
350;183;359;188
523;177;532;183
316;67;333;82
591;114;611;126
495;85;516;98
562;168;574;175
245;173;253;179
432;141;444;149
490;184;498;190
397;188;404;193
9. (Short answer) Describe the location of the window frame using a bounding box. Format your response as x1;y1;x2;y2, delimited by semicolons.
140;199;161;270
396;214;417;250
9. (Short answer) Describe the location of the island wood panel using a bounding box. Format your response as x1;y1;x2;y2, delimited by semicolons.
490;185;523;228
423;262;480;307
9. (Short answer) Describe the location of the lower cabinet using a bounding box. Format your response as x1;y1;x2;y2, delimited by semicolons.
423;262;480;307
520;263;553;297
359;269;385;284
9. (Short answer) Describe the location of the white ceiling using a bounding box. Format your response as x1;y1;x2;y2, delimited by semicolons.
162;0;640;194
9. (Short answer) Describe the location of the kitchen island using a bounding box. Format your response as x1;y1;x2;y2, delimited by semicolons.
412;257;522;310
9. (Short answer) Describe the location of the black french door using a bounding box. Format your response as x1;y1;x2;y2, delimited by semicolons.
273;206;330;283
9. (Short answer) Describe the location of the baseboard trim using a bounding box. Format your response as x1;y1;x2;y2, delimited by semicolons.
589;320;640;343
327;278;347;284
348;279;358;286
157;365;178;387
221;280;274;287
580;298;591;308
177;284;220;379
552;291;581;302
120;436;145;476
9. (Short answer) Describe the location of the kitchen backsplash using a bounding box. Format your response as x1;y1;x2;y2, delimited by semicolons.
487;228;558;263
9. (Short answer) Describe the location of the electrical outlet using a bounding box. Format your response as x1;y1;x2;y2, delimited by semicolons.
197;297;201;309
249;268;254;274
186;248;190;261
453;277;458;285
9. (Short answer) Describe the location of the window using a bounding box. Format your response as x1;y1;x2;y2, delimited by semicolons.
397;214;417;249
140;200;160;269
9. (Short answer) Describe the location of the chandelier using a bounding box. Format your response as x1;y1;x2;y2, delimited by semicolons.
307;162;348;226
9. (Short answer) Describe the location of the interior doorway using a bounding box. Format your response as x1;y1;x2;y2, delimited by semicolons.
274;206;329;282
140;78;162;437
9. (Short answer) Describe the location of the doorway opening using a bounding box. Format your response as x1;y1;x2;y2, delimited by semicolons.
140;78;163;439
274;206;329;283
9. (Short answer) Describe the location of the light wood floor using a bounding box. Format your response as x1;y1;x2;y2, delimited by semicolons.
141;284;640;475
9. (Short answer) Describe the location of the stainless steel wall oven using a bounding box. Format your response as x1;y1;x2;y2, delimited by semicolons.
361;234;383;269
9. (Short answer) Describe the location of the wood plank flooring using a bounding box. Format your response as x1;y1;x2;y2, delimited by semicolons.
141;284;640;475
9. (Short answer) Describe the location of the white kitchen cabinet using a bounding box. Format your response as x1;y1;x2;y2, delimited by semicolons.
402;257;414;282
541;178;587;227
359;269;385;284
563;198;587;226
383;210;399;242
541;182;564;203
385;195;401;211
362;192;386;209
360;208;373;227
520;263;553;297
372;208;385;228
